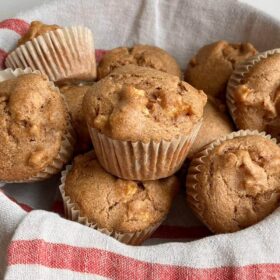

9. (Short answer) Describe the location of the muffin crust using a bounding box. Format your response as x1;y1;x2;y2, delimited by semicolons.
64;151;179;233
97;44;182;79
84;65;207;142
229;53;280;140
0;73;69;181
17;21;60;46
185;40;257;100
187;135;280;233
188;101;234;157
60;84;92;153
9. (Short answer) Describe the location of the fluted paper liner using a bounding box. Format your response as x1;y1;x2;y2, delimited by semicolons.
186;129;276;233
88;120;202;181
5;26;96;83
59;165;163;245
0;68;75;184
226;48;280;125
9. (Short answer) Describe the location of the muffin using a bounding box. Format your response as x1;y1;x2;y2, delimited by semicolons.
0;68;74;182
227;49;280;140
17;21;60;46
83;65;207;180
5;21;96;83
60;151;179;245
187;101;234;158
60;84;92;154
97;44;181;79
187;131;280;233
185;40;257;102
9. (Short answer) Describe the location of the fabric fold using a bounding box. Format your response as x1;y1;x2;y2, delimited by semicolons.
3;207;280;279
0;193;26;279
1;0;280;279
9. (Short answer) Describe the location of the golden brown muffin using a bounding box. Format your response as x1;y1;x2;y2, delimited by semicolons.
185;40;257;101
187;134;280;233
84;65;207;142
0;73;71;181
227;51;280;141
97;44;181;79
17;21;60;46
64;151;179;233
60;84;92;153
187;101;234;158
84;65;207;180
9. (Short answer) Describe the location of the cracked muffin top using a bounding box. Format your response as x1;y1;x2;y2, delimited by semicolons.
83;65;207;142
64;151;179;233
185;40;257;100
17;21;60;46
228;53;280;141
97;44;182;79
0;73;69;181
60;84;92;154
187;134;280;233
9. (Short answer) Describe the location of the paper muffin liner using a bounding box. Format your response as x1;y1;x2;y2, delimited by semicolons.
59;165;163;245
0;68;75;184
226;48;280;125
186;129;276;233
5;26;96;83
88;120;202;181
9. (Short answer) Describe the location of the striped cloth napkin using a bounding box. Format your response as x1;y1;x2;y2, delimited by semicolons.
1;0;280;279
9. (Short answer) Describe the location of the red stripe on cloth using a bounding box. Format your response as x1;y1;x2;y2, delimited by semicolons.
8;239;280;280
152;225;211;239
16;202;33;212
5;193;33;212
0;49;7;69
51;201;64;215
0;19;30;36
95;49;107;64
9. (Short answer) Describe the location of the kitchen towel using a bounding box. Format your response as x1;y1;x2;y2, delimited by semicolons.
1;0;280;279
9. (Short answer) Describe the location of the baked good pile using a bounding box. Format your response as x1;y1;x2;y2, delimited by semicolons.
2;21;280;244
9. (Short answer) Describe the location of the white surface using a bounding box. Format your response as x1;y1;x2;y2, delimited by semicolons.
0;0;279;21
0;0;46;20
1;0;280;278
241;0;280;19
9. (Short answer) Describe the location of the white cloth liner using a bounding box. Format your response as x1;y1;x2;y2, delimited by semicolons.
1;0;280;279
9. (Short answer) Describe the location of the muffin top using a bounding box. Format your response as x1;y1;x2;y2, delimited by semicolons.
187;101;233;158
229;53;280;140
187;134;280;233
83;65;207;142
97;44;182;79
0;73;69;181
60;84;92;153
18;21;60;46
185;40;257;100
64;151;179;233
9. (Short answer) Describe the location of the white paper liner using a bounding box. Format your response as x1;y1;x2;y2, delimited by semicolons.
186;129;277;233
5;26;96;83
59;165;163;245
87;120;202;181
0;68;75;184
226;48;280;125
